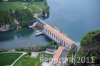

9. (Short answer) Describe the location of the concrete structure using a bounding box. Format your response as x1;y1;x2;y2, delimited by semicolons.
34;14;80;66
45;49;55;55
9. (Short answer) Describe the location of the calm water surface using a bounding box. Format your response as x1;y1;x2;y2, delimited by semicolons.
0;28;50;49
0;0;100;49
46;0;100;41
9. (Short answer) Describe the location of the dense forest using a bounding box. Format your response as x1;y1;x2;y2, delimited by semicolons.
0;9;33;27
76;30;100;66
0;10;14;26
81;30;100;50
14;9;33;27
0;0;49;31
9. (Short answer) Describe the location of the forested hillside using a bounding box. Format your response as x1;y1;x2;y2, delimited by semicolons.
76;30;100;66
0;0;49;31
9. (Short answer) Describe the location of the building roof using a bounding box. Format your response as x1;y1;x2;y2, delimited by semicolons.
52;46;64;64
44;24;73;45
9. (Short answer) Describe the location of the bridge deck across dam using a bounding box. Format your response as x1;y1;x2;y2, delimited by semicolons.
44;24;73;46
34;14;74;47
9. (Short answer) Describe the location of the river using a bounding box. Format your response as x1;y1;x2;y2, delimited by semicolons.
0;0;100;49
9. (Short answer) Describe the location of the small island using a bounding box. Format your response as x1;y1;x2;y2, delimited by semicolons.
0;0;49;31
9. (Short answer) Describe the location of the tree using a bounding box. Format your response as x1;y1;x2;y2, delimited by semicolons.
80;30;100;66
27;51;31;56
81;30;100;50
15;9;33;27
0;10;14;26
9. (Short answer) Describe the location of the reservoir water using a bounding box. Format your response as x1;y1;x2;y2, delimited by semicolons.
0;0;100;49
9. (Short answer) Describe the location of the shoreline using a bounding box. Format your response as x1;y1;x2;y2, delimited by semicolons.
0;41;58;52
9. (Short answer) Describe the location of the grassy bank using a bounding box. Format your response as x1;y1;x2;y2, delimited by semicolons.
13;54;41;66
0;53;22;66
13;51;53;66
0;1;48;14
0;2;24;10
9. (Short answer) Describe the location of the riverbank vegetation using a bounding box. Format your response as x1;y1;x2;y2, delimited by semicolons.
76;30;100;66
0;41;58;53
0;0;49;31
0;47;54;66
0;42;55;66
15;41;59;52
